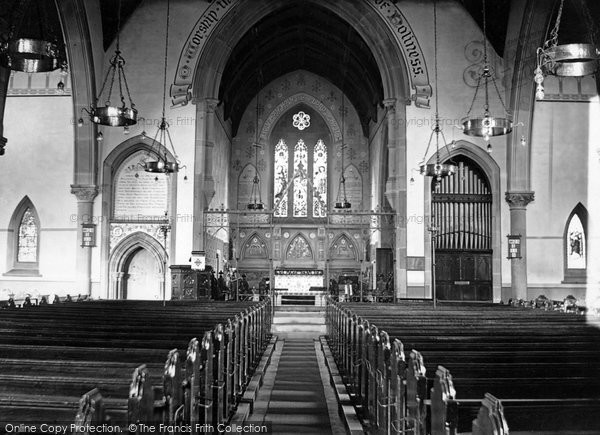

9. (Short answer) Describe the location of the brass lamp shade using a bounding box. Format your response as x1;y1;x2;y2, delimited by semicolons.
420;163;456;178
334;201;351;209
0;38;62;73
91;105;138;127
144;160;177;173
462;116;513;138
546;44;600;77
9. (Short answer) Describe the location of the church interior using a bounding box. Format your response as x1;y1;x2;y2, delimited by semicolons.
0;0;599;433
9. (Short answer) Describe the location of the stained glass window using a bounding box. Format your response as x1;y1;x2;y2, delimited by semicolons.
293;139;308;217
274;139;288;217
17;208;38;262
313;139;327;217
566;214;585;269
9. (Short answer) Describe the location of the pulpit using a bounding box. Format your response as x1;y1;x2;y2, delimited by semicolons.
170;265;212;300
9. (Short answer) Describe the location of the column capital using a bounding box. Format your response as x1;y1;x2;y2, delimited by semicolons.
193;97;220;111
505;191;535;208
383;98;397;111
71;184;99;202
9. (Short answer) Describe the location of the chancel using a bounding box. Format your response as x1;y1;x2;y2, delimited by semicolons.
0;0;599;433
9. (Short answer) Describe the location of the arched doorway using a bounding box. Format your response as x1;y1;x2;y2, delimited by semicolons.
122;248;162;300
432;156;493;301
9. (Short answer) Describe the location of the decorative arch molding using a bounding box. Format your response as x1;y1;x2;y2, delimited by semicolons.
424;140;502;301
171;0;429;106
285;233;314;261
241;233;269;260
329;233;359;261
260;93;342;144
563;202;588;283
4;196;41;276
108;232;167;299
100;135;178;298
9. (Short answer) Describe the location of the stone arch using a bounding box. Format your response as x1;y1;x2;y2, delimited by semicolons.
260;93;342;144
108;232;167;299
241;232;268;260
172;0;425;105
423;140;502;301
285;233;314;261
329;233;359;261
100;135;178;298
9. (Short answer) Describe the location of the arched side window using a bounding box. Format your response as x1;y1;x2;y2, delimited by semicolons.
274;139;288;217
5;196;41;276
564;203;587;283
293;139;308;217
313;139;327;217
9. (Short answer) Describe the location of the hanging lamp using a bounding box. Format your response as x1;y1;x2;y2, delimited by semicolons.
247;91;264;210
334;94;351;209
461;0;512;153
0;0;66;73
79;0;137;130
420;0;456;190
534;0;600;100
142;0;180;174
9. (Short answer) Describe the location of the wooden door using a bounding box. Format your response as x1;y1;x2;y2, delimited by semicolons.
432;157;493;301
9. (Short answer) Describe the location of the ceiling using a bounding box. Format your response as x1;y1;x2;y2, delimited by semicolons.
219;1;384;137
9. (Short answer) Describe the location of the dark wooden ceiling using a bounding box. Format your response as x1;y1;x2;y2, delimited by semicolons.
219;1;384;137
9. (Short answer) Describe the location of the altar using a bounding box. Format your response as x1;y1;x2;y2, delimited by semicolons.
273;269;327;305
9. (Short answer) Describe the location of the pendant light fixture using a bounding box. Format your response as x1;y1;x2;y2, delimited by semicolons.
247;89;264;210
334;94;351;209
420;0;456;191
78;0;137;131
534;0;600;100
142;0;180;174
461;0;512;153
0;0;66;73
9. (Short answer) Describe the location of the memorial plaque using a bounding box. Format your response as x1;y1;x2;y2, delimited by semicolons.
114;151;169;219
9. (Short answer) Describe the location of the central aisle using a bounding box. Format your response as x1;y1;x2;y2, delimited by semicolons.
264;339;332;434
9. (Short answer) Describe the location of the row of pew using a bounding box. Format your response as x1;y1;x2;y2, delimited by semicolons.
326;298;600;434
0;299;272;430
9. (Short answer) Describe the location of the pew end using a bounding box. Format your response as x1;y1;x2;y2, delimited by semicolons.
472;393;509;435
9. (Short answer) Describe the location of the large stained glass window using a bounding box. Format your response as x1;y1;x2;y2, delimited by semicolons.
17;208;38;262
274;139;289;217
313;139;327;217
293;140;308;217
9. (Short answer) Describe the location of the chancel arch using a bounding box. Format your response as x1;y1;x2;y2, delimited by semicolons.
424;141;502;302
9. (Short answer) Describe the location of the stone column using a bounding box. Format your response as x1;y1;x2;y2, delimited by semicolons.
383;98;407;299
192;98;218;251
71;185;98;296
505;191;534;300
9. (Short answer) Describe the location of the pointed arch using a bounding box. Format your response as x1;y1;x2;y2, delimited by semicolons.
329;233;358;261
343;164;363;209
285;234;313;261
108;232;167;299
564;203;588;283
424;140;502;301
5;196;41;276
241;233;268;260
238;163;258;209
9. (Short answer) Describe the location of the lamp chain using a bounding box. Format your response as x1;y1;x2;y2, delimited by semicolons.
548;0;565;48
433;0;441;162
161;0;171;120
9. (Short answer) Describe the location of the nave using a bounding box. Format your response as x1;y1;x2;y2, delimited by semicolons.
1;297;599;434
